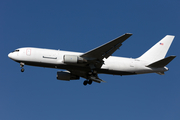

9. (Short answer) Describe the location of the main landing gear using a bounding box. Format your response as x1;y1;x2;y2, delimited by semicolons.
20;62;25;72
83;80;92;86
83;69;97;86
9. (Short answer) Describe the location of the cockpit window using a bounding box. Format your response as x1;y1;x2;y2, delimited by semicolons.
13;50;20;52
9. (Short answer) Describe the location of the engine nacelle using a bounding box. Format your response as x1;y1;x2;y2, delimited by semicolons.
63;55;86;64
56;71;80;81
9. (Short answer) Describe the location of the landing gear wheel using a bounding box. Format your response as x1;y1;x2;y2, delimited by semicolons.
83;80;88;86
21;68;25;72
83;80;93;86
88;80;92;85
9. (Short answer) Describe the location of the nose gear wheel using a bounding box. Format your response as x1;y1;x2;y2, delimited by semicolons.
20;62;25;72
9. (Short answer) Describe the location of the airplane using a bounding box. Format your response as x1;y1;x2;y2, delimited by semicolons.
8;33;176;86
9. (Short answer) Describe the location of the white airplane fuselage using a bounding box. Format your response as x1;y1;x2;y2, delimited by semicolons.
8;47;168;75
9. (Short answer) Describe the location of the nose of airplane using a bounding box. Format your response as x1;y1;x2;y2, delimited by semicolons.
8;52;12;58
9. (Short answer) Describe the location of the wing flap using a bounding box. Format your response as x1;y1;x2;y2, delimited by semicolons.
156;72;165;75
89;76;106;83
103;43;122;58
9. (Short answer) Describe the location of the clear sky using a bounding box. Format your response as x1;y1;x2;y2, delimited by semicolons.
1;0;180;120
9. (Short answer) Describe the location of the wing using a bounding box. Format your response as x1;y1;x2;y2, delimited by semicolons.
80;33;132;69
81;33;132;60
66;33;132;83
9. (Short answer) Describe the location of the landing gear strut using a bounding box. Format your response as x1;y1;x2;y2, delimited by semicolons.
20;62;25;72
83;80;92;86
83;64;97;86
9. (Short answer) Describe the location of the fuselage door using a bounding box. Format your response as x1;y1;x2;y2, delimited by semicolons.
130;59;134;67
26;49;31;56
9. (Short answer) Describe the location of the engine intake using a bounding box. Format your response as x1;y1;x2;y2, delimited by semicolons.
57;71;80;81
63;55;87;64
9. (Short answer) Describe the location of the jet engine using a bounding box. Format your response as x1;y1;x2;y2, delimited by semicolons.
56;71;80;81
63;55;87;64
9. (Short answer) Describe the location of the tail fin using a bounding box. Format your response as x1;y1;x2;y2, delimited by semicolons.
138;35;175;62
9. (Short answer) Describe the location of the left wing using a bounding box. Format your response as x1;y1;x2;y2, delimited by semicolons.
80;33;132;70
74;33;132;83
81;33;132;60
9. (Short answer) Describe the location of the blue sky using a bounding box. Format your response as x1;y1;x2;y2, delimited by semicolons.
1;0;180;120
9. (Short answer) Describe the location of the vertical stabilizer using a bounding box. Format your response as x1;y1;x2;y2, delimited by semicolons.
138;35;175;62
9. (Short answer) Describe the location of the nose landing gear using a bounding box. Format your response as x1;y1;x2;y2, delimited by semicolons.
21;68;25;72
20;62;25;72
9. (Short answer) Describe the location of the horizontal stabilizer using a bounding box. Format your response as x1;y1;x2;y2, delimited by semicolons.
147;55;176;68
